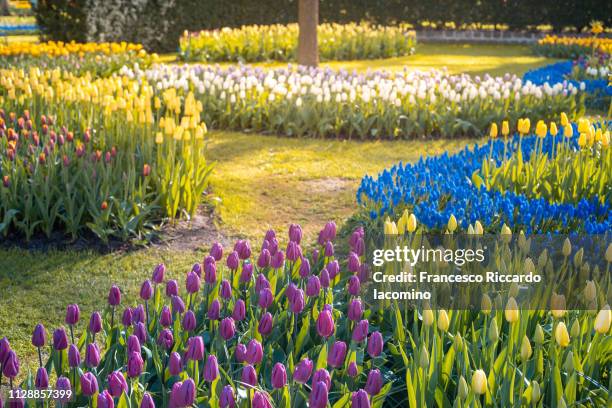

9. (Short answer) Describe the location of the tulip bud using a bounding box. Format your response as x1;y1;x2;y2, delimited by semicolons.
207;299;220;320
348;275;361;296
85;343;100;368
141;393;156;408
140;280;153;300
520;335;532;361
232;299;246;321
2;350;19;378
534;324;544;344
447;214;457;232
35;367;49;389
240;263;253;283
89;312;102;334
489;319;499;343
306;275;321;297
166;280;179;297
220;317;236;340
210;242;223;261
454;332;463;351
271;362;287;389
220;386;235;408
594;304;611;334
246;339;263;365
186;336;205;361
68;344;80;368
241;364;258;386
563;351;574;373
65;304;80;326
185;271;200;293
348;299;363;321
555;322;570;347
55;377;72;404
128;351;144;377
551;293;566;318
327;341;347;368
294;358;314;383
121;308;132;326
570;319;580;338
458;375;469;400
317;309;335;338
134;322;147;344
584;280;597;303
203;355;219;382
437;309;450;331
157;329;174;350
220;279;232;300
32;324;47;348
80;372;98;396
367;331;384;357
172;295;185;315
169;379;195;408
53;327;69;351
422;307;434;326
471;369;487;395
419;344;429;368
347;361;359;377
352;320;369;342
531;381;540;405
108;371;128;397
505;297;519;323
365;369;383;395
562;238;571;257
169;352;182;376
351;389;369;408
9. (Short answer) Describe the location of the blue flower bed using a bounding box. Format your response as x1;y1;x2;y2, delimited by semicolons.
0;24;38;35
523;61;611;108
356;125;611;234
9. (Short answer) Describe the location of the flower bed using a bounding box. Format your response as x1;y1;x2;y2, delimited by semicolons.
179;23;416;62
124;64;584;139
532;34;612;58
0;68;211;242
357;117;611;234
0;42;158;77
1;223;610;407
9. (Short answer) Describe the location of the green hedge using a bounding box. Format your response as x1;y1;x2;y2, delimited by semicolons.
35;0;611;52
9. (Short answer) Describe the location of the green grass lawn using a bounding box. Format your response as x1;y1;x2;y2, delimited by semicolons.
167;42;557;77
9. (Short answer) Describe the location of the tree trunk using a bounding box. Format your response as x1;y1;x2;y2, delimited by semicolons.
0;0;10;16
297;0;318;67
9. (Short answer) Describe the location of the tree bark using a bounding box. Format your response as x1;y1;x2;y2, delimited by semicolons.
297;0;318;67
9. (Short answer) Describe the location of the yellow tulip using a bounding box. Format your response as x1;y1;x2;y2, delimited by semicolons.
534;324;544;344
422;307;434;327
584;280;597;303
505;297;519;323
407;213;417;233
554;322;570;347
560;112;569;127
481;293;492;314
577;118;590;133
563;124;573;138
531;381;541;405
458;376;469;400
471;369;487;395
489;318;499;342
501;120;510;136
594;304;611;334
535;120;547;138
602;131;609;147
474;220;484;235
155;132;163;144
384;217;398;235
489;123;498;138
562;238;572;257
418;344;429;368
437;310;450;332
549;122;558;136
520;335;532;361
447;214;457;233
551;293;566;318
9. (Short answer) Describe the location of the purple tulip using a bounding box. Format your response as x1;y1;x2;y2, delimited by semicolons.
98;390;114;408
85;343;100;368
348;252;361;273
352;389;370;408
286;241;301;262
185;271;201;294
133;322;147;344
0;337;10;363
53;327;68;351
348;361;359;377
108;371;128;397
68;344;81;368
128;335;141;354
132;305;146;324
32;324;46;348
140;280;153;301
365;369;383;395
141;393;156;408
152;263;166;284
327;260;339;279
220;317;236;340
232;299;246;321
191;263;202;278
349;227;364;248
322;221;337;242
271;250;285;269
316;309;334;338
235;344;247;363
220;385;235;408
207;299;220;320
157;329;174;349
348;276;361;296
128;351;144;378
171;295;186;315
108;285;121;306
359;264;369;282
210;242;224;261
293;358;313;384
204;259;217;284
55;376;71;403
240;263;254;283
290;289;305;314
238;240;252;260
327;341;347;368
166;280;179;297
258;312;273;336
309;381;329;408
35;367;49;389
159;306;173;327
352;320;369;342
324;241;334;258
6;392;23;408
246;339;263;365
182;310;197;332
251;391;272;408
226;251;240;270
286;283;297;302
312;249;319;264
169;379;195;408
306;275;321;297
204;355;219;382
348;299;363;321
169;352;182;376
320;269;330;288
220;279;232;300
354;238;365;257
289;223;302;243
258;288;273;309
368;331;384;357
65;304;80;326
311;368;331;390
255;274;270;292
299;257;311;278
271;362;287;389
257;249;271;268
80;372;98;396
185;336;204;361
89;312;102;334
265;229;276;242
122;308;133;327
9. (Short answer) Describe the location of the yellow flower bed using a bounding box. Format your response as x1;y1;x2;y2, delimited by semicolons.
0;41;146;58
